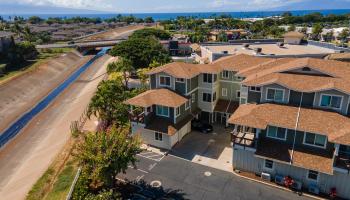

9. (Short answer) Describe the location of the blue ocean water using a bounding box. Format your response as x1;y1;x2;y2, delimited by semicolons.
2;9;350;21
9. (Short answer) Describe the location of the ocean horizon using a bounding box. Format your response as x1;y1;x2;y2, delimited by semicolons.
2;9;350;21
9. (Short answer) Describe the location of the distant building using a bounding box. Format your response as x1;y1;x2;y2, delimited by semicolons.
283;31;305;45
0;31;14;53
197;41;336;63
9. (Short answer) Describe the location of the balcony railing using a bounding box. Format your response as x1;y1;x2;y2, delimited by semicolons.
129;111;145;124
334;152;350;172
231;131;256;149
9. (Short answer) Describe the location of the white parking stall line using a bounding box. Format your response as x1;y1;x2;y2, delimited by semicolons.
139;151;155;156
148;163;157;171
128;165;149;174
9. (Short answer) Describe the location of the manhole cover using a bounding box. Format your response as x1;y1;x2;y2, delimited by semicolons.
150;180;162;188
204;171;212;176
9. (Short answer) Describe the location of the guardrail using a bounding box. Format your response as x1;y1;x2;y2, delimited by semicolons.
66;167;81;200
307;40;350;52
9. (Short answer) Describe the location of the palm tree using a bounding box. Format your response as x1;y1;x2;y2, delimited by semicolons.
86;80;138;127
107;57;133;89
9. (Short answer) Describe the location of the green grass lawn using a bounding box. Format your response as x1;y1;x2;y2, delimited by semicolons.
0;48;73;83
45;161;78;200
27;159;78;200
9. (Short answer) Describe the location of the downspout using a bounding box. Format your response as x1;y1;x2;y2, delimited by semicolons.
290;92;303;164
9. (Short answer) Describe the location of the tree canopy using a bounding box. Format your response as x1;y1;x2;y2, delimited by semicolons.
130;28;171;40
73;126;141;198
109;36;170;69
86;80;139;126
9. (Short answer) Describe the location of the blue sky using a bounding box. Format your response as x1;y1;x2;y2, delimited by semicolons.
1;0;350;13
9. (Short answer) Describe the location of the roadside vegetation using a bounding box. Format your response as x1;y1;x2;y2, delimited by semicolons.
0;47;73;83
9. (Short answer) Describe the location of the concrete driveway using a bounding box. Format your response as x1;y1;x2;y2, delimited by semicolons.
170;124;233;172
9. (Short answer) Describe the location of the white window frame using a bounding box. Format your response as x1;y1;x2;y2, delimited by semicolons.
175;106;181;117
155;132;163;141
185;100;190;110
156;105;169;117
175;78;185;83
264;159;274;170
159;75;171;87
319;94;343;110
249;86;261;92
191;93;196;103
266;87;285;102
222;88;228;97
306;170;319;182
303;132;327;149
266;126;287;141
222;70;229;79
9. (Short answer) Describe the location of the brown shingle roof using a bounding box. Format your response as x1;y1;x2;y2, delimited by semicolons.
124;88;187;108
145;113;195;135
243;72;350;94
228;103;350;145
212;54;273;72
255;137;334;174
147;62;222;79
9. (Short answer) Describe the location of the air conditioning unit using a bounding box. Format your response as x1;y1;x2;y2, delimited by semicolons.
274;174;285;185
261;172;271;182
308;184;320;195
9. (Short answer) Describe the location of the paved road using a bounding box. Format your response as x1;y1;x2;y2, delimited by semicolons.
118;151;311;200
0;55;115;200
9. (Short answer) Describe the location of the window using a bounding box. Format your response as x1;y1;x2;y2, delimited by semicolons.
175;107;180;117
307;170;319;181
249;86;261;92
222;70;229;78
222;88;227;97
159;76;171;86
266;88;284;102
155;132;163;141
176;78;185;83
146;106;152;113
202;93;212;102
304;132;327;148
264;159;274;169
213;74;217;82
156;105;169;117
339;145;350;156
267;126;287;140
213;92;217;101
320;94;342;109
203;73;212;83
185;100;190;110
191;93;196;103
236;90;241;98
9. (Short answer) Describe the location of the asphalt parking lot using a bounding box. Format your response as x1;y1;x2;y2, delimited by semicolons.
117;150;311;200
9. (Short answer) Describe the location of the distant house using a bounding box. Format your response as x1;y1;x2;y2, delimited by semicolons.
0;31;15;53
283;31;305;45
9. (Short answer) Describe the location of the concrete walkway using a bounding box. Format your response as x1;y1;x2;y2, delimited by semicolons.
0;55;115;200
170;125;233;172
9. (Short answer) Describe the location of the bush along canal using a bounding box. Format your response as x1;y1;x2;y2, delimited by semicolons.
0;48;109;147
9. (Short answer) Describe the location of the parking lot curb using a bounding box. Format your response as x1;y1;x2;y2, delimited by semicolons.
231;171;325;200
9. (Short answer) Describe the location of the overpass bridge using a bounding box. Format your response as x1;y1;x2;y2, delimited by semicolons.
36;39;126;49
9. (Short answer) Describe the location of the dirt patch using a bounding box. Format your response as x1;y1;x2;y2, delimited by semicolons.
0;51;93;133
